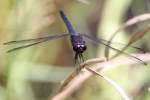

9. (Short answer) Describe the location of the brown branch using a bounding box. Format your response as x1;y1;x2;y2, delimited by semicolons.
50;53;150;100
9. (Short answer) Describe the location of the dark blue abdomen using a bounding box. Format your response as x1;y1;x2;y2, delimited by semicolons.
59;10;76;34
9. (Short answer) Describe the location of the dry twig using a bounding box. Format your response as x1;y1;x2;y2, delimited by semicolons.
50;53;150;100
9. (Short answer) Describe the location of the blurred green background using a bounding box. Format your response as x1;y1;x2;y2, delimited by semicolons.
0;0;150;100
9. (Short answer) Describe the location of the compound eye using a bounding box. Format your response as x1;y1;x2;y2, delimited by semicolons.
81;45;86;50
84;45;87;49
77;45;81;48
73;45;79;51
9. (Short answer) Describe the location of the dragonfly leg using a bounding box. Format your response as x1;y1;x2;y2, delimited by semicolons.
79;53;84;62
73;53;83;73
74;53;78;65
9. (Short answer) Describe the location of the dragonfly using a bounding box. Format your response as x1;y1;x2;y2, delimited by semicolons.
4;10;147;65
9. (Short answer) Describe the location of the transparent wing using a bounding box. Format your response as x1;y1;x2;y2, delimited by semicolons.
82;34;147;65
4;33;69;52
81;34;145;52
4;33;69;44
105;25;150;60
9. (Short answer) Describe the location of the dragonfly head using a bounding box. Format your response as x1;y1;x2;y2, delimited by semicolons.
73;43;87;53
